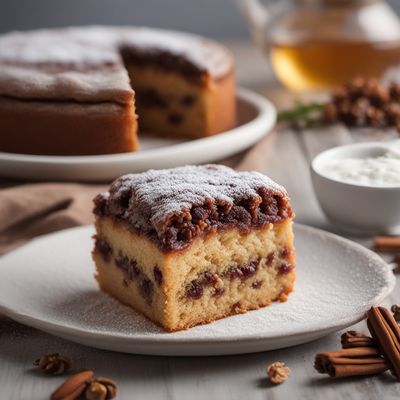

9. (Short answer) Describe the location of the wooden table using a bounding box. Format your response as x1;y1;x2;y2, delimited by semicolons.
1;41;399;400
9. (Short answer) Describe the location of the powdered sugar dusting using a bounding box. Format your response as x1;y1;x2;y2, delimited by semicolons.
118;26;232;77
101;164;289;242
0;28;120;66
0;63;133;104
0;26;232;75
0;26;232;102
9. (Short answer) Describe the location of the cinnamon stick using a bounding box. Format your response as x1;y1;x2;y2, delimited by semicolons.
328;362;390;379
327;357;386;365
314;347;389;378
319;347;381;358
367;306;400;378
341;331;376;348
315;306;400;380
374;236;400;252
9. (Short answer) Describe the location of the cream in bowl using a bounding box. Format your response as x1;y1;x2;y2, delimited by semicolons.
319;147;400;187
311;140;400;234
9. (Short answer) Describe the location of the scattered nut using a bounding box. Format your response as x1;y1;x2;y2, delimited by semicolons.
266;361;290;384
85;381;107;400
34;353;118;400
94;377;118;399
51;370;94;400
391;304;400;323
324;77;400;134
34;353;72;375
83;377;118;400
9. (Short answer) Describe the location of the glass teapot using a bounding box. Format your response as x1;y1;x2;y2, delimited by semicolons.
237;0;400;90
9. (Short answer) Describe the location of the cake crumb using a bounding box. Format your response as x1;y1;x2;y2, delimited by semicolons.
267;361;290;384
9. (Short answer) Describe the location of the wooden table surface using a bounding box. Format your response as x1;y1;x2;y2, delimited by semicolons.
1;41;400;400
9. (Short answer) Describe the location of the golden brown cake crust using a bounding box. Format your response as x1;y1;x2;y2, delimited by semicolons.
0;98;138;155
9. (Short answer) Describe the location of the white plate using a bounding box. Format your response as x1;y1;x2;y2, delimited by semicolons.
0;224;394;356
0;87;276;182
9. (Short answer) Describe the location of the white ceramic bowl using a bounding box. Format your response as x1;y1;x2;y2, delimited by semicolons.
311;141;400;234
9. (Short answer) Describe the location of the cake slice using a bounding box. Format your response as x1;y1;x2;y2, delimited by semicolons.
92;165;295;331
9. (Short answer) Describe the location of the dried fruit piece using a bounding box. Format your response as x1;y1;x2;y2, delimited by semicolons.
34;353;72;375
266;361;290;384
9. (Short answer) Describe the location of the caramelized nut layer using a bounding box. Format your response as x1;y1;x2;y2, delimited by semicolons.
94;165;293;251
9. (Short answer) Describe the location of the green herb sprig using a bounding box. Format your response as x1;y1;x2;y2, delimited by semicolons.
278;100;324;129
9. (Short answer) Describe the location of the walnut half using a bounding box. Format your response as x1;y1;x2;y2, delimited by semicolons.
266;361;290;384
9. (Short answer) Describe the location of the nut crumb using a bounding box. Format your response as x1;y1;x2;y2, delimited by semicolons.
266;361;290;384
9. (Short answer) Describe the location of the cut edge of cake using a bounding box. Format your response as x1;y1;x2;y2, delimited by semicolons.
93;217;295;332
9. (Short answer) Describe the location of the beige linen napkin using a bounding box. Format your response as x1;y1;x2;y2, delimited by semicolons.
0;183;106;255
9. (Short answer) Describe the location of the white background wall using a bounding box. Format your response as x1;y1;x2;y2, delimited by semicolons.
1;0;399;38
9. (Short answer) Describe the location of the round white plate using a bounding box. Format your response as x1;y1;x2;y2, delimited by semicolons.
0;224;394;356
0;87;276;182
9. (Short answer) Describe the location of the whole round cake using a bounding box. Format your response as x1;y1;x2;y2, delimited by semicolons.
0;26;236;155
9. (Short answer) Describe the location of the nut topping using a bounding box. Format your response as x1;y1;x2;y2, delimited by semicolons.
266;361;290;384
34;353;72;375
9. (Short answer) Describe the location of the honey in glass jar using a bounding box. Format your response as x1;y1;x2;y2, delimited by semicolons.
238;0;400;90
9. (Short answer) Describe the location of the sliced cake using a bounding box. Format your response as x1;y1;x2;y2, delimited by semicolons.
92;165;296;331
